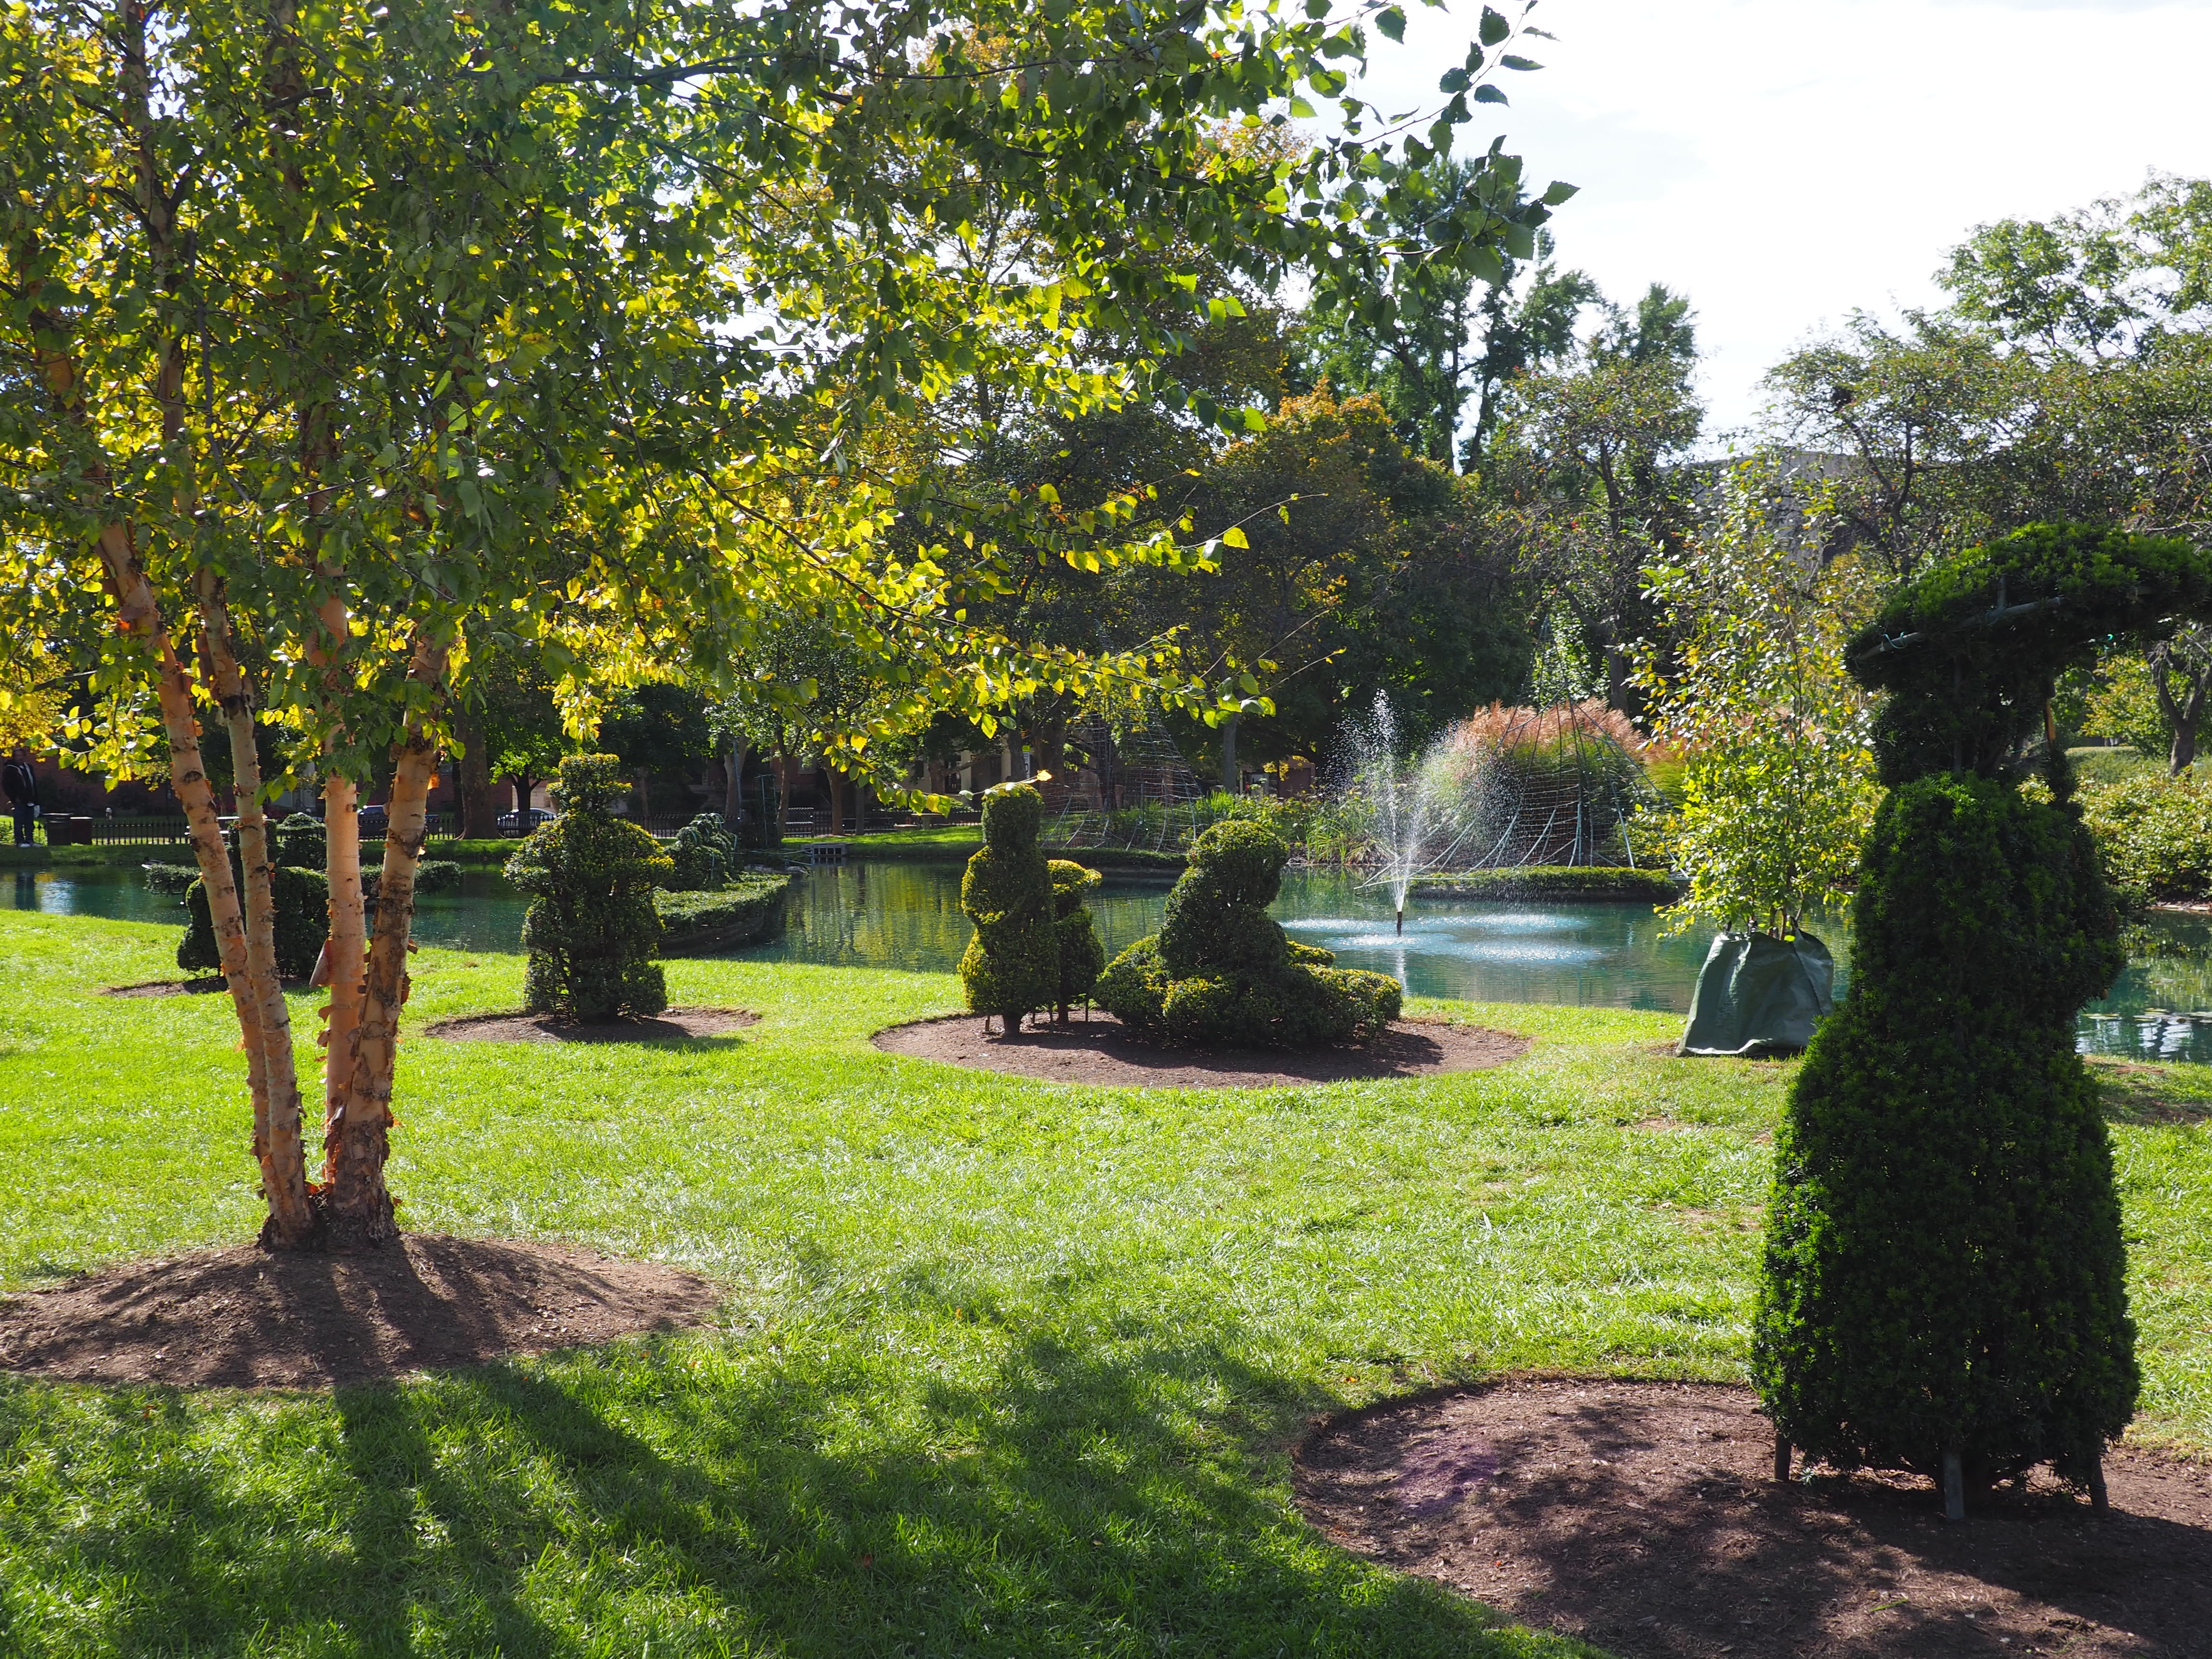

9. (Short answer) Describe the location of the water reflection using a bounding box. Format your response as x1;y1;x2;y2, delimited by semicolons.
12;855;2212;1058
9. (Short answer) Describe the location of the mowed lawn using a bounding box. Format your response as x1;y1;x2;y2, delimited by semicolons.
0;909;2206;1659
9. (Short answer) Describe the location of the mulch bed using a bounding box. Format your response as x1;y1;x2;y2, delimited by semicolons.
1296;1377;2212;1658
872;1012;1528;1088
0;1234;723;1389
424;1007;758;1043
104;978;232;998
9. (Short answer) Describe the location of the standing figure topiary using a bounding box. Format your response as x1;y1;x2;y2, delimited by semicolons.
1096;819;1400;1046
959;784;1059;1032
1048;859;1106;1019
505;756;674;1022
1755;523;2212;1516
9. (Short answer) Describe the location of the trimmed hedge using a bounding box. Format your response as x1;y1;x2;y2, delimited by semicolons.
2077;770;2212;906
653;876;794;952
1095;820;1400;1047
1412;865;1681;904
178;864;326;981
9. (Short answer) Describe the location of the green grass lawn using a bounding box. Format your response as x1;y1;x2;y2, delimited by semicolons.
0;910;2205;1658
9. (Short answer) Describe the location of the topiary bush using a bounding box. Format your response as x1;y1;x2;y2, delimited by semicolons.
1095;819;1400;1046
178;861;327;980
1048;859;1106;1017
1753;522;2208;1512
505;755;673;1022
664;812;740;891
958;784;1059;1030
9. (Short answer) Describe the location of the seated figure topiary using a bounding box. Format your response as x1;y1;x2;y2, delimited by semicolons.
959;784;1059;1032
1755;523;2212;1515
1095;819;1400;1046
665;811;739;891
505;755;673;1022
1048;858;1106;1018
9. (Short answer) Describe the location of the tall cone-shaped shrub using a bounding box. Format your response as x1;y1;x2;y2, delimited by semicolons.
1754;523;2212;1505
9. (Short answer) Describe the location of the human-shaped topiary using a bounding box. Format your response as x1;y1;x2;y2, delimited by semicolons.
1095;819;1400;1046
666;811;739;891
1754;523;2212;1513
958;784;1059;1031
1048;858;1106;1018
505;755;673;1022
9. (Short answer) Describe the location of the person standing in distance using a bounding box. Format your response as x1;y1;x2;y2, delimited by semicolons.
2;747;38;847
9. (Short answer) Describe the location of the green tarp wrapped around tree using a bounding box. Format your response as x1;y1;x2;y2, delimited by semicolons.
1677;930;1835;1058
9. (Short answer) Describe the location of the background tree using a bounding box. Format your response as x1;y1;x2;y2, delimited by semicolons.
596;684;713;824
1485;289;1704;716
3;0;1570;1250
1637;461;1877;936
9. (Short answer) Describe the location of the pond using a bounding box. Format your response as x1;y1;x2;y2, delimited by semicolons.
10;858;2212;1062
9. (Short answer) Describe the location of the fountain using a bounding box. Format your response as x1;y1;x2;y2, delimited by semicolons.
1341;695;1458;934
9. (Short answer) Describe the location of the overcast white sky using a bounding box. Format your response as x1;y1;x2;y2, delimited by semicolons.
1352;0;2212;436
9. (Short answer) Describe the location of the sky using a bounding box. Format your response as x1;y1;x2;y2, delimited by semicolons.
1352;0;2212;437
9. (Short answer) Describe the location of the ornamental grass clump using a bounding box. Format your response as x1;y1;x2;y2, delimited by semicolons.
505;756;673;1022
1096;819;1400;1046
959;785;1060;1031
1754;522;2212;1516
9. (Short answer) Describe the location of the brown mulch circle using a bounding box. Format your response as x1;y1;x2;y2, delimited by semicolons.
872;1011;1528;1088
0;1234;723;1389
424;1006;759;1043
103;978;232;998
1296;1377;2212;1659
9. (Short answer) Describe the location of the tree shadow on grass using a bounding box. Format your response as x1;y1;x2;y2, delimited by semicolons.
0;1312;1605;1658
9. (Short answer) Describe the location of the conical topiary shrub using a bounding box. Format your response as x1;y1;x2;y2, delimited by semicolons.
959;784;1059;1031
1755;523;2212;1515
1095;819;1400;1046
505;755;673;1022
1049;858;1106;1018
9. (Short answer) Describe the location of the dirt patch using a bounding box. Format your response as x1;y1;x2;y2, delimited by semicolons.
873;1012;1528;1089
1297;1377;2212;1658
424;1007;758;1043
0;1234;723;1389
103;978;232;998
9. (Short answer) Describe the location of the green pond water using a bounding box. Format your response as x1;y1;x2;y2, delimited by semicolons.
10;860;2210;1062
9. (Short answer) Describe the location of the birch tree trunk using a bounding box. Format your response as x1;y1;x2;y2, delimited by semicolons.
193;572;317;1244
326;636;447;1248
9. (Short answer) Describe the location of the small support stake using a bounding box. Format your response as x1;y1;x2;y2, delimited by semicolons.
2089;1453;2111;1519
1943;1450;1966;1522
1773;1433;1792;1484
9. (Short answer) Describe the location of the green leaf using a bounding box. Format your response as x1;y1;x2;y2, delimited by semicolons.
1479;6;1511;46
1375;6;1406;41
1473;84;1509;105
1500;54;1540;70
1540;180;1579;205
1222;526;1250;549
1438;66;1470;93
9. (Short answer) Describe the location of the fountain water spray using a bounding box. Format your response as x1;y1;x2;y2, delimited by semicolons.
1342;694;1456;933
